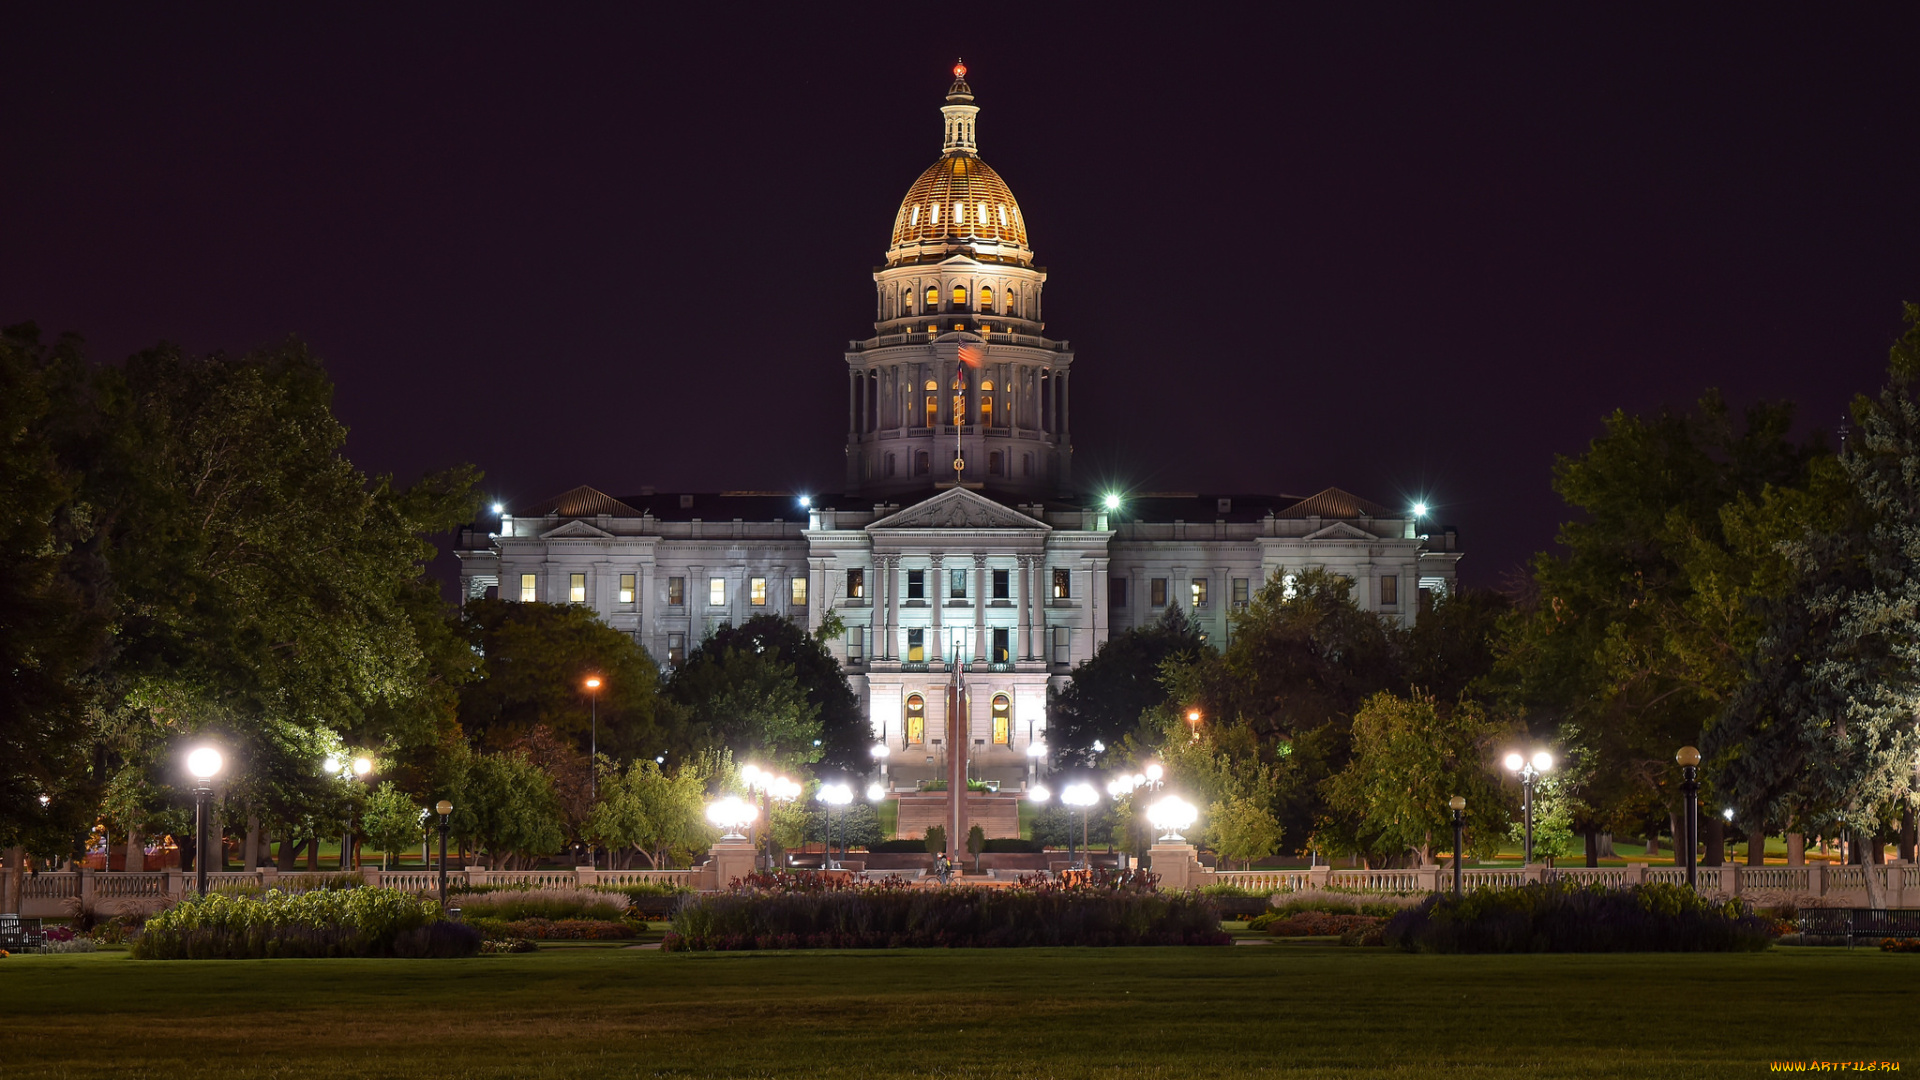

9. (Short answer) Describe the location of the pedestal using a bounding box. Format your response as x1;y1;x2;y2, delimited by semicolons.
1148;841;1201;890
707;838;756;891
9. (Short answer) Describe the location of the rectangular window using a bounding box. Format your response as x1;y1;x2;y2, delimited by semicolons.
993;713;1010;745
1052;568;1070;599
950;567;966;599
847;568;865;599
569;573;587;604
846;627;863;661
993;569;1010;600
907;627;925;663
907;570;925;600
709;577;726;606
619;573;636;605
667;633;686;666
1380;574;1398;606
1232;578;1250;608
667;576;685;607
750;577;767;606
1052;626;1070;665
907;713;925;745
1109;578;1128;609
1191;578;1208;608
992;627;1010;663
519;573;537;603
1150;578;1168;607
791;577;807;607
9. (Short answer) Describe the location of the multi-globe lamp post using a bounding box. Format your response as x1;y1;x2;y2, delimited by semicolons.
1061;783;1099;870
816;783;853;869
1502;749;1552;865
705;796;758;840
323;754;374;870
742;765;801;870
870;743;891;791
185;746;224;896
1146;795;1196;843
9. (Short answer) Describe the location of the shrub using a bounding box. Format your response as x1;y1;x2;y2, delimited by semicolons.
1249;911;1383;937
668;876;1227;950
1269;890;1424;919
923;825;946;854
866;840;934;854
1881;938;1920;953
981;838;1045;854
452;888;628;923
41;936;98;954
1383;882;1780;953
467;917;634;940
481;938;538;953
133;887;476;959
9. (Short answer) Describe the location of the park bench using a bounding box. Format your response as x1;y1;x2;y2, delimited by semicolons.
1797;908;1920;946
0;915;45;952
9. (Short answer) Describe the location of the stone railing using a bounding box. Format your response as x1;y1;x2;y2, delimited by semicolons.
1204;861;1916;906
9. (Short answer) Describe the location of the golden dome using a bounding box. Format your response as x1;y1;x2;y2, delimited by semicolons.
887;156;1031;266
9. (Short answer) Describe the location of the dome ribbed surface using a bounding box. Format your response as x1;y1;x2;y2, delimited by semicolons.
887;155;1031;265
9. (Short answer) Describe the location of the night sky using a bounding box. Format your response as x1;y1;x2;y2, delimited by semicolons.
8;8;1918;587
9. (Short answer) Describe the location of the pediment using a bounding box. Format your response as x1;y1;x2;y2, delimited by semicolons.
540;519;616;540
1302;521;1375;541
868;487;1047;531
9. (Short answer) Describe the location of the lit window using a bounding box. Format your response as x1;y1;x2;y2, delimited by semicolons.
993;569;1010;599
570;573;586;604
952;285;968;307
930;202;939;225
750;577;767;606
997;204;1008;227
951;202;961;223
977;201;988;226
980;379;994;426
1380;575;1398;606
668;576;685;606
906;695;925;743
924;385;938;428
519;573;537;603
907;570;925;600
925;285;939;309
709;577;726;606
907;627;925;662
848;568;865;599
619;573;636;604
992;694;1010;744
910;205;920;227
668;633;685;666
791;577;807;606
950;567;966;599
1191;578;1208;608
1232;578;1250;608
1052;568;1070;599
980;286;993;310
1151;578;1168;607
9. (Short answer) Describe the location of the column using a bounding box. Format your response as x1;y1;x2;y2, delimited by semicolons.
930;554;944;661
1016;555;1032;661
640;563;656;653
876;556;891;660
973;554;988;665
1059;370;1070;443
1031;555;1046;661
806;559;825;636
1081;560;1095;663
849;370;858;438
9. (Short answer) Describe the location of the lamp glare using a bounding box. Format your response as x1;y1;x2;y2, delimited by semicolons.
186;747;224;781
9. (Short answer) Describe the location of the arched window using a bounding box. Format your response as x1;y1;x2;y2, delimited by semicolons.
951;202;962;224
903;287;914;315
924;380;938;428
1007;286;1018;319
906;695;925;744
930;202;940;225
951;369;968;427
997;204;1008;228
952;285;968;308
979;285;993;310
977;201;988;228
979;379;994;426
910;205;921;227
992;694;1011;744
925;284;939;310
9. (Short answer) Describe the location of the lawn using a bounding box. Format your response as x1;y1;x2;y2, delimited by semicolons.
3;946;1913;1078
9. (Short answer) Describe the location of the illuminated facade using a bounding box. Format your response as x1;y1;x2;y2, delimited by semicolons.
456;68;1461;798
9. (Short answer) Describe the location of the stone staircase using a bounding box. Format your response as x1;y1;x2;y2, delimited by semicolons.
893;793;1022;841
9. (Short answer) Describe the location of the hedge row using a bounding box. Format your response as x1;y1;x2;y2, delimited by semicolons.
1383;882;1780;953
133;887;479;959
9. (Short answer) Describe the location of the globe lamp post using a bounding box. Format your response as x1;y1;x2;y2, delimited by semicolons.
1147;796;1197;843
186;747;224;897
706;797;758;840
1502;750;1552;865
818;783;853;869
435;799;454;909
1448;796;1466;898
1062;783;1100;870
870;742;891;789
1677;745;1702;888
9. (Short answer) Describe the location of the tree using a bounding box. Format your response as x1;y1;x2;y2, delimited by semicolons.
1320;691;1510;864
692;615;866;775
1207;795;1283;870
459;599;665;761
587;758;712;869
666;642;821;769
966;823;986;872
1048;607;1204;765
457;749;564;868
1508;776;1576;866
359;782;423;868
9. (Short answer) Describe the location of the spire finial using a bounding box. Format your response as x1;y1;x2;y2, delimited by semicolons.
953;58;967;80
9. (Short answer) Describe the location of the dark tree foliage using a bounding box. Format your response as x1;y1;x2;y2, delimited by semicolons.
458;598;666;762
1047;607;1204;765
669;615;860;773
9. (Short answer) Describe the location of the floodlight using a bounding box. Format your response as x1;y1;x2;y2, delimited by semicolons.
1413;502;1428;518
799;495;812;508
1103;492;1122;511
491;503;504;515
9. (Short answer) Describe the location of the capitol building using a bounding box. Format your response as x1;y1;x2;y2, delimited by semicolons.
457;66;1460;799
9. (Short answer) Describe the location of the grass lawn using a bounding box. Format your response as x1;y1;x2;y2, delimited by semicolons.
4;946;1913;1078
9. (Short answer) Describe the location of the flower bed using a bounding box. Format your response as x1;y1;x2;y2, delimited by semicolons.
1248;911;1383;937
133;887;480;959
666;872;1227;951
1383;882;1780;953
467;917;634;940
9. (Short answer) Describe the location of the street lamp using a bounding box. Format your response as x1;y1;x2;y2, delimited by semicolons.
1025;741;1047;787
584;675;602;791
705;797;757;840
1186;709;1201;740
324;755;374;871
1448;796;1466;898
817;783;853;869
1147;796;1197;843
1677;745;1701;888
186;746;224;897
871;743;891;790
435;799;453;908
866;782;885;803
1502;749;1553;865
1062;783;1100;870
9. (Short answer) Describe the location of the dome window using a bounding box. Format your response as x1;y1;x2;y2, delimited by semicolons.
977;201;988;227
997;204;1008;227
910;205;921;227
952;202;962;224
930;202;940;225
